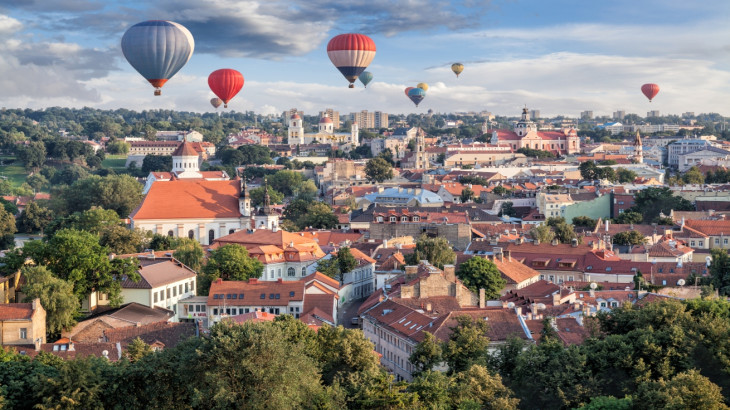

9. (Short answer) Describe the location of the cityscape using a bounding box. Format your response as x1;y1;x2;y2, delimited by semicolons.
0;1;729;409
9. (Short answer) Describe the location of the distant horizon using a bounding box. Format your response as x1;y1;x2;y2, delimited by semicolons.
0;1;728;117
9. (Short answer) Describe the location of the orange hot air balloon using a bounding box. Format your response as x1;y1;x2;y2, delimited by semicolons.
641;83;660;102
208;69;244;108
210;98;223;109
405;87;415;97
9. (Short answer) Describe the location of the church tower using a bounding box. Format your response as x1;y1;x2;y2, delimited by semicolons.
171;141;202;179
514;107;538;137
350;121;359;145
239;177;251;217
288;114;304;146
254;179;280;231
414;130;427;169
634;131;643;164
318;116;334;134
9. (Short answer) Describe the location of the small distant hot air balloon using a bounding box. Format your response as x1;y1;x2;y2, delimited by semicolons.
405;87;415;97
121;20;195;96
451;63;464;78
327;33;376;88
641;83;660;102
407;88;426;107
417;83;429;92
210;98;223;109
208;69;244;108
359;71;373;88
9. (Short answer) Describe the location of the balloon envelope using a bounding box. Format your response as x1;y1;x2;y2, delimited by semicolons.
405;87;415;97
121;20;195;95
210;98;223;109
407;87;426;106
451;63;464;77
641;83;660;102
208;69;244;108
417;82;429;92
327;33;376;88
359;71;373;87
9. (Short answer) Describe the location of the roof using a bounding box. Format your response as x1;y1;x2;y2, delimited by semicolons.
319;116;332;123
131;179;242;220
171;141;199;157
0;303;35;321
684;220;730;236
228;311;277;323
491;256;541;284
103;321;196;348
121;258;197;289
431;309;529;342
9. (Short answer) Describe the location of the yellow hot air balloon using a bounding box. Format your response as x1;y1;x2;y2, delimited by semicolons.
417;82;429;92
451;63;464;78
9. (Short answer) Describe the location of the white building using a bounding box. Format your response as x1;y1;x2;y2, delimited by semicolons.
288;114;358;146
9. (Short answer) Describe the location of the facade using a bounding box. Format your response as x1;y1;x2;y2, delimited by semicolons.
288;114;358;146
126;140;215;167
120;256;197;317
206;273;340;326
369;209;472;250
337;247;376;301
668;138;714;167
677;147;730;171
360;187;444;208
0;299;45;346
155;130;204;142
487;108;580;155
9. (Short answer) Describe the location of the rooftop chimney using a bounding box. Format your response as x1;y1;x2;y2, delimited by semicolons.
493;247;504;262
479;288;486;308
605;220;609;232
405;265;419;281
443;265;456;282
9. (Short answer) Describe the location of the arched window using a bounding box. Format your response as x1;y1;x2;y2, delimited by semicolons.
277;268;281;277
229;229;235;234
208;229;215;244
288;267;295;277
167;230;174;237
188;230;194;239
302;267;307;276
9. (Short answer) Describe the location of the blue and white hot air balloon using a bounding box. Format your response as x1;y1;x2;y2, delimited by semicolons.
121;20;195;96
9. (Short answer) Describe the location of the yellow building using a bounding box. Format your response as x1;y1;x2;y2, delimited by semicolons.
0;298;46;346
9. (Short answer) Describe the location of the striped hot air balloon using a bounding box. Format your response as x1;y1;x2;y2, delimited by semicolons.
327;33;376;88
208;69;244;108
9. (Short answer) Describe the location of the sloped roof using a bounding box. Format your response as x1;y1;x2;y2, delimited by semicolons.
0;303;34;320
104;321;196;348
121;258;197;289
131;179;241;220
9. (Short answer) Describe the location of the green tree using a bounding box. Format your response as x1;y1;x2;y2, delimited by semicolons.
125;337;153;362
530;223;555;244
21;265;79;336
405;236;455;269
99;225;146;254
572;216;597;229
492;185;507;195
612;230;647;246
460;187;474;203
298;202;338;230
249;186;284;207
709;248;730;296
682;166;705;185
237;144;274;165
315;257;340;279
336;247;358;282
409;331;442;376
442;315;491;374
614;210;644;224
60;174;144;218
451;364;519;409
0;206;16;249
173;238;204;272
16;141;46;170
579;161;599;180
283;198;311;226
616;168;637;183
203;244;263;282
635;370;729;410
500;201;516;217
268;170;304;196
141;155;172;174
579;396;633;410
630;187;693;224
364;157;394;183
16;201;54;234
106;140;130;155
456;256;506;297
26;173;48;191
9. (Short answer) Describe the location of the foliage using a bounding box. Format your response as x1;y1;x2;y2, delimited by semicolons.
459;175;490;186
141;154;172;174
572;216;597;228
709;248;730;296
364;157;393;182
409;331;442;376
612;230;647;246
268;170;304;196
173;238;205;272
202;244;263;283
492;185;507;195
530;223;555;244
616;167;637;183
125;337;153;362
613;210;644;224
0;206;16;250
57;174;144;218
578;396;633;410
516;147;555;158
99;225;147;254
442;315;491;374
21;265;79;336
16;201;54;234
405;235;455;269
460;187;474;203
682;166;705;185
499;201;516;217
298;202;338;230
248;186;284;207
629;187;693;224
456;256;506;297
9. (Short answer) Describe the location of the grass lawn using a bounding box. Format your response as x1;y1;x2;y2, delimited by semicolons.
102;155;128;170
0;160;28;187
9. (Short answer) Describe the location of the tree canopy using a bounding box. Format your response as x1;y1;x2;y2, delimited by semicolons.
456;257;506;297
405;235;456;269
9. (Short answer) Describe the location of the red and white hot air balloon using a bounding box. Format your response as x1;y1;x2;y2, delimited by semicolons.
327;33;376;88
641;83;660;102
208;69;244;108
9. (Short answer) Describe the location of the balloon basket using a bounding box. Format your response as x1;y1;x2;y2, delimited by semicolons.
224;104;228;108
349;84;354;88
154;89;161;96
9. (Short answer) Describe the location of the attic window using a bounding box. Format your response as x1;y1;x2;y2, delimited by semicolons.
586;265;593;270
239;294;244;299
289;291;295;297
226;294;231;299
260;293;266;299
269;293;275;299
213;294;219;299
231;294;237;299
275;294;280;299
398;318;406;323
605;267;612;272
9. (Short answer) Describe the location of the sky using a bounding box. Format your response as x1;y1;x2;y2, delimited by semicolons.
0;0;729;118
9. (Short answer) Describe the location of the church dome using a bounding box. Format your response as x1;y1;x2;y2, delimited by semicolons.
319;116;333;124
290;114;300;120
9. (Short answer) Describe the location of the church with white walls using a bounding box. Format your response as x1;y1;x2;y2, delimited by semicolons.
287;114;359;146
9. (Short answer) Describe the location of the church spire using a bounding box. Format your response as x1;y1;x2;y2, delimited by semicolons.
262;177;272;213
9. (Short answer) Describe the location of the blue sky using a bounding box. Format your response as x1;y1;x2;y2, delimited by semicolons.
0;0;728;118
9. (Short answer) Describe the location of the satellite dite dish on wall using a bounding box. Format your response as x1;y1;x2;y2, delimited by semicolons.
677;279;686;286
589;282;597;290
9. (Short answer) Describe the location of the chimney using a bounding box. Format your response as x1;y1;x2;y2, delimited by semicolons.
405;265;419;281
589;288;595;298
426;303;432;312
552;292;561;305
248;278;258;284
68;342;75;352
605;220;609;232
479;288;486;308
505;250;512;262
534;239;540;246
215;278;223;284
515;306;522;316
383;239;389;249
277;278;283;283
493;247;503;262
443;265;456;282
34;337;42;351
136;322;142;327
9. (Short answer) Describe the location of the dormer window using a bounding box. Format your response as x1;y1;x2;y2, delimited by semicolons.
401;216;408;222
389;216;396;223
413;216;420;222
377;216;383;223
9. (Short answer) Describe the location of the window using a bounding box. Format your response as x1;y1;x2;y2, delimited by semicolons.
275;294;280;299
401;216;408;222
185;283;189;293
239;293;244;299
229;229;235;234
302;267;306;276
208;229;215;244
691;241;695;247
154;293;158;303
231;294;237;299
270;270;274;279
260;293;266;299
188;230;194;239
288;267;295;277
716;238;720;244
213;308;218;315
179;284;183;294
173;287;177;297
413;216;420;222
274;308;280;314
289;291;295;297
377;216;383;222
725;238;728;245
19;328;27;339
389;216;396;222
277;268;281;277
167;289;171;299
167;230;174;237
269;293;275;299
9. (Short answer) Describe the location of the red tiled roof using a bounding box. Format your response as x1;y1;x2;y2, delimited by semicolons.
131;179;241;219
431;309;528;342
0;303;34;320
171;141;199;157
104;321;195;349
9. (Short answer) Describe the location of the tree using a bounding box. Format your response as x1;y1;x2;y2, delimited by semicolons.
456;257;506;297
0;206;16;249
237;144;274;165
249;186;284;207
500;201;516;217
442;315;491;374
268;170;304;196
106;140;129;155
173;238;204;272
16;201;54;234
709;248;730;296
530;223;555;244
405;236;455;269
598;167;617;182
99;225;146;254
298;202;338;230
553;221;578;244
141;155;172;174
364;157;393;183
630;187;693;224
451;365;519;409
572;216;597;229
682;166;705;185
21;265;79;336
460;187;474;203
203;244;263;282
614;210;644;224
377;148;395;165
635;370;729;410
579;161;599;180
16;141;46;170
60;174;144;218
616;168;637;183
492;185;507;195
409;331;442;376
125;337;153;362
26;173;48;191
612;230;647;246
336;247;358;282
316;257;340;279
578;396;632;410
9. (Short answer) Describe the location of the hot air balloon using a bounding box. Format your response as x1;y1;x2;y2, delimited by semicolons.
208;69;244;108
641;83;660;102
121;20;195;96
210;98;223;109
405;87;415;97
451;63;464;78
359;71;373;88
407;87;426;107
417;82;429;92
327;33;376;88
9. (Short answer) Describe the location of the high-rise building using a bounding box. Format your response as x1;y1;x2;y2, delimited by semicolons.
613;110;625;120
349;111;375;129
580;111;594;120
647;110;661;118
283;108;303;121
529;110;540;120
374;111;389;129
319;108;340;129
